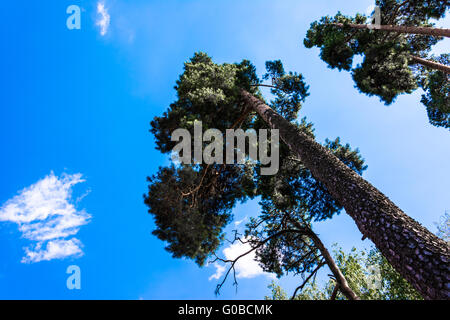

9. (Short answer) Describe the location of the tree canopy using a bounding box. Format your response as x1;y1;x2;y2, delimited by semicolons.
145;53;366;267
304;0;449;128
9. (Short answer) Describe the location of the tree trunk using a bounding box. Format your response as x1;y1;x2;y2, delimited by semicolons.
410;56;450;74
309;231;359;300
330;284;340;300
332;23;450;38
240;89;450;300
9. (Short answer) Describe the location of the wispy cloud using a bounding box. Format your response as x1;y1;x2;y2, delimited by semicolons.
209;238;274;281
208;263;226;281
0;172;91;263
96;1;111;36
234;217;247;227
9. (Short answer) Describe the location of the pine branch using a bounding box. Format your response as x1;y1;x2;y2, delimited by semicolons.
330;22;450;37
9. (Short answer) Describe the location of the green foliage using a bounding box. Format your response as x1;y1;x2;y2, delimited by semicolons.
263;60;310;122
304;1;449;128
435;212;449;243
266;281;290;300
352;42;417;104
304;12;421;104
304;13;369;71
150;52;259;154
418;54;450;128
376;0;448;24
266;246;423;300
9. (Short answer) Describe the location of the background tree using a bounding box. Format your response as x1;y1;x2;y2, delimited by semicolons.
304;0;450;128
145;53;449;299
266;246;422;300
435;212;450;243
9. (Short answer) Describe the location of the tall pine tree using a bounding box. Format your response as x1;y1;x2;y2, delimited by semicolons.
304;0;450;128
145;53;449;299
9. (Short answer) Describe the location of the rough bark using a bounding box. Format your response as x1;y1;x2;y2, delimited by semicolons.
332;23;450;38
241;89;450;300
410;55;450;74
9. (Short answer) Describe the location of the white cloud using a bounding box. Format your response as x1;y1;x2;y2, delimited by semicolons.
234;217;247;227
209;238;274;281
208;263;226;281
96;1;111;36
22;239;83;263
0;172;91;263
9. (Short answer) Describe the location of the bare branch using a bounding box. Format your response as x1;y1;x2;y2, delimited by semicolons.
213;229;300;295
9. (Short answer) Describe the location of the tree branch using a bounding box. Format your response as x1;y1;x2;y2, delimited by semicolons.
410;55;450;74
330;283;340;300
330;22;450;37
250;84;282;90
285;214;360;300
211;229;300;295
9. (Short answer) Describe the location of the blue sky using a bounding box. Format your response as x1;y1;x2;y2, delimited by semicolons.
0;0;448;300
